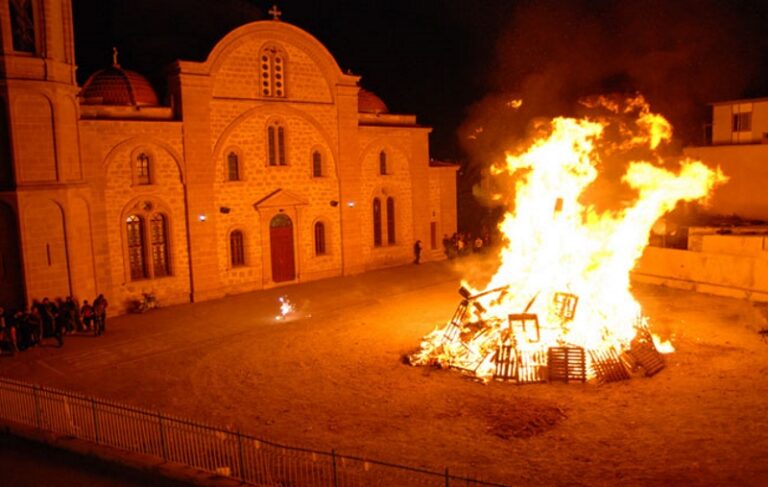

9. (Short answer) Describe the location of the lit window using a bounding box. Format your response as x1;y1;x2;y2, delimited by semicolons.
386;197;396;244
314;222;326;255
126;208;172;280
227;152;240;181
312;151;322;177
373;198;382;247
126;215;147;280
230;230;245;267
136;153;151;185
150;214;170;277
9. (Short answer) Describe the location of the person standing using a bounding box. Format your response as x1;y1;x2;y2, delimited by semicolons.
80;300;94;332
93;294;108;336
413;240;422;264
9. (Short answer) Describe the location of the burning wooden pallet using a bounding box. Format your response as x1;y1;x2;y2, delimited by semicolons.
493;346;547;384
509;313;540;343
553;292;579;321
588;348;630;383
547;346;586;383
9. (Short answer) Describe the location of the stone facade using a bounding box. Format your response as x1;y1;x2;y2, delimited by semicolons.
0;1;457;313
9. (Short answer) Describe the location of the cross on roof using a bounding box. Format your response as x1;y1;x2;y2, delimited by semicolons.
268;5;282;21
112;46;119;67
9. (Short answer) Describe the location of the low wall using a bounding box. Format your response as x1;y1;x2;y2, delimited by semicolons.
632;246;768;302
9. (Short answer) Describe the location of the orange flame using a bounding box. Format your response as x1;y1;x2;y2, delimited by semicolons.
413;95;726;380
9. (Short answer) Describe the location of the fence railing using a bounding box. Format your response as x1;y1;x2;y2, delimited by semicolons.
0;377;506;487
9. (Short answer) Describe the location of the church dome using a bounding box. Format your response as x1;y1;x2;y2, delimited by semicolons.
80;65;159;106
358;89;389;114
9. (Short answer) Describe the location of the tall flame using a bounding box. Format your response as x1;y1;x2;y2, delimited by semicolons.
413;95;726;380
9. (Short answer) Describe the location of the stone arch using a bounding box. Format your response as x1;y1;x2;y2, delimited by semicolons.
213;104;340;179
21;198;71;300
68;196;97;300
359;139;412;176
205;21;348;96
12;92;57;183
103;136;185;184
213;104;337;164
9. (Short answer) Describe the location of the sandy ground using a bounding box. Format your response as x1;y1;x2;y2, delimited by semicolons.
2;255;768;486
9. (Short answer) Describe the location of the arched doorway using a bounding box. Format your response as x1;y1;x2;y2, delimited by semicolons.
270;214;295;282
0;202;24;309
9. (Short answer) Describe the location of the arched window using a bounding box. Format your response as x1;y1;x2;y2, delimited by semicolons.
379;151;387;175
373;198;382;247
150;214;170;277
227;152;240;181
268;121;286;166
386;197;396;244
126;215;147;280
312;151;322;177
125;207;172;281
260;45;287;98
230;230;245;267
314;222;326;256
136;152;151;185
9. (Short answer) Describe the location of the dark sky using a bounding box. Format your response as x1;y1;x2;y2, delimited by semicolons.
73;0;768;164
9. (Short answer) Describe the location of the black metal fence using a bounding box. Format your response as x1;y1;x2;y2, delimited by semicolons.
0;377;507;486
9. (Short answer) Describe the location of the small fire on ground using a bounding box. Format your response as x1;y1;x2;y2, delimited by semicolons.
411;95;726;384
275;295;296;321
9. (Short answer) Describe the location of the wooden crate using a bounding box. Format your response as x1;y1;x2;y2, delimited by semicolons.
628;342;665;376
588;348;630;383
547;346;586;383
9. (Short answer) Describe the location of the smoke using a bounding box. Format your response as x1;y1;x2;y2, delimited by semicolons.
460;0;768;170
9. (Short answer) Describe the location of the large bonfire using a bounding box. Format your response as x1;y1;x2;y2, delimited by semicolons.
411;95;727;383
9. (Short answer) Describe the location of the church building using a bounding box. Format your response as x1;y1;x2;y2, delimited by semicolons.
0;1;457;312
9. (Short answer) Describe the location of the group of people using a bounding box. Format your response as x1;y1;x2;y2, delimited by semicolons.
411;231;494;264
442;231;492;259
0;294;108;354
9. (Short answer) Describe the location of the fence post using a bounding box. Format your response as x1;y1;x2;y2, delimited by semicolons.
32;385;43;429
445;467;450;487
91;399;99;444
158;413;168;461
331;449;339;487
236;431;246;481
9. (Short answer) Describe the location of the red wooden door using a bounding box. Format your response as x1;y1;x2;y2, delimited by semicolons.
270;215;295;282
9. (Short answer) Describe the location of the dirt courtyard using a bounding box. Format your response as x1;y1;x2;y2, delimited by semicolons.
2;256;767;486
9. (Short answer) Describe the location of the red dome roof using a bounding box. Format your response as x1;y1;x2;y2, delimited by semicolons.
358;89;388;114
80;65;159;106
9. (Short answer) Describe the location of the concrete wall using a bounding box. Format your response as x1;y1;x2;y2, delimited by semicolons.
632;245;768;302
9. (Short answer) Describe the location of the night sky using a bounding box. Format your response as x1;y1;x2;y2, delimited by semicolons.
73;0;768;158
73;0;768;227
